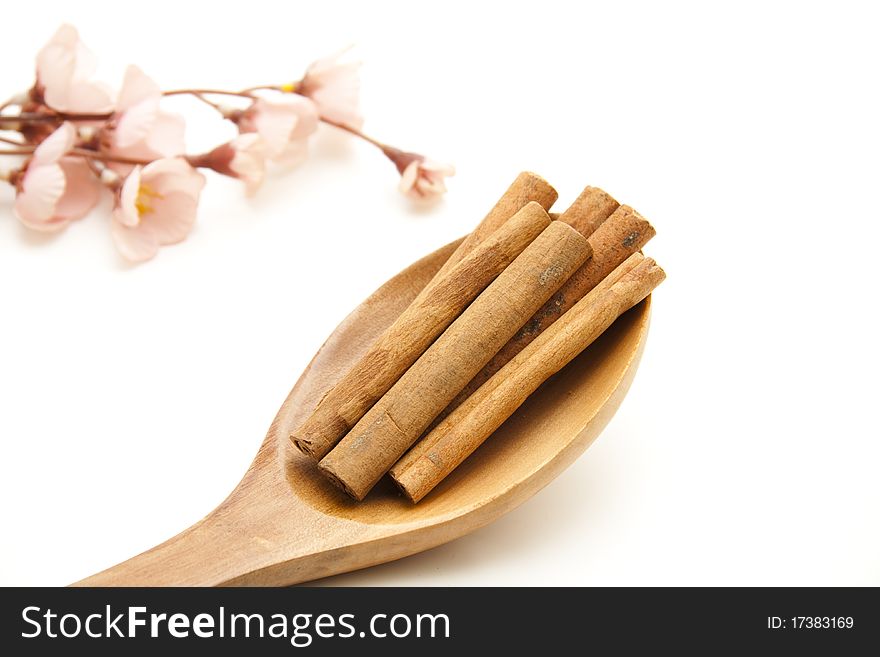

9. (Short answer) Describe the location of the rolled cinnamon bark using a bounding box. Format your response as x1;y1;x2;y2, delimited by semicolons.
425;171;557;287
502;205;655;359
557;186;619;238
391;251;646;480
291;202;553;459
318;221;593;500
392;253;666;503
413;204;654;436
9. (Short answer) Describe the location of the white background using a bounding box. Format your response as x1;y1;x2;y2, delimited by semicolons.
1;0;878;586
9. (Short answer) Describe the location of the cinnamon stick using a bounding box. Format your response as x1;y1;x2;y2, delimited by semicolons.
390;251;646;480
557;186;619;238
503;205;655;359
291;202;553;459
318;221;593;500
392;253;666;503
420;203;654;432
426;171;557;287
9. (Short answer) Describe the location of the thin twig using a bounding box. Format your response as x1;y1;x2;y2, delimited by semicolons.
82;156;106;179
192;93;225;113
0;147;34;156
69;148;152;166
0;111;112;123
320;117;385;150
163;88;255;99
0;94;24;113
0;134;26;146
0;144;158;167
240;84;286;94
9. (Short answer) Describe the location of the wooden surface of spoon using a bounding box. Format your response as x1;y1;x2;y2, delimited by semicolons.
75;238;652;586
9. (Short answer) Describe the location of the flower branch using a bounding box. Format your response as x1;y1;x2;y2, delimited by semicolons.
1;25;454;263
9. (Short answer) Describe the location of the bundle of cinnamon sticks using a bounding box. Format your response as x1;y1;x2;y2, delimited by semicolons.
292;172;665;502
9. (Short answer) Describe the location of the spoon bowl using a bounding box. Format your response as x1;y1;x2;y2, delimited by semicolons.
76;238;651;586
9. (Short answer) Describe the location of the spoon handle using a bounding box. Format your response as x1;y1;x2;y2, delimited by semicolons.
71;463;357;586
73;512;262;586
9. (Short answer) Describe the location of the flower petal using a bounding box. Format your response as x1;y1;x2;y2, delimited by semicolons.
36;25;112;113
305;46;358;78
33;123;76;165
149;191;199;245
111;217;159;262
54;159;101;222
312;91;362;129
252;99;297;143
286;95;319;140
420;177;447;195
241;97;317;161
229;134;266;192
115;98;160;149
144;158;206;197
112;67;183;155
117;166;143;227
117;65;161;112
145;111;186;157
273;139;309;169
398;160;419;194
14;163;67;228
139;156;190;178
422;160;456;177
300;47;362;128
63;80;115;114
36;25;83;93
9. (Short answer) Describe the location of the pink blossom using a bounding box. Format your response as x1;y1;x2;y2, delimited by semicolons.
398;157;455;201
103;66;185;165
199;133;267;195
13;122;101;231
111;158;205;262
35;24;113;113
297;48;362;129
237;96;318;166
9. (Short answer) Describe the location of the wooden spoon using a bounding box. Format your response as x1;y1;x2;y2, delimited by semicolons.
75;238;652;586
